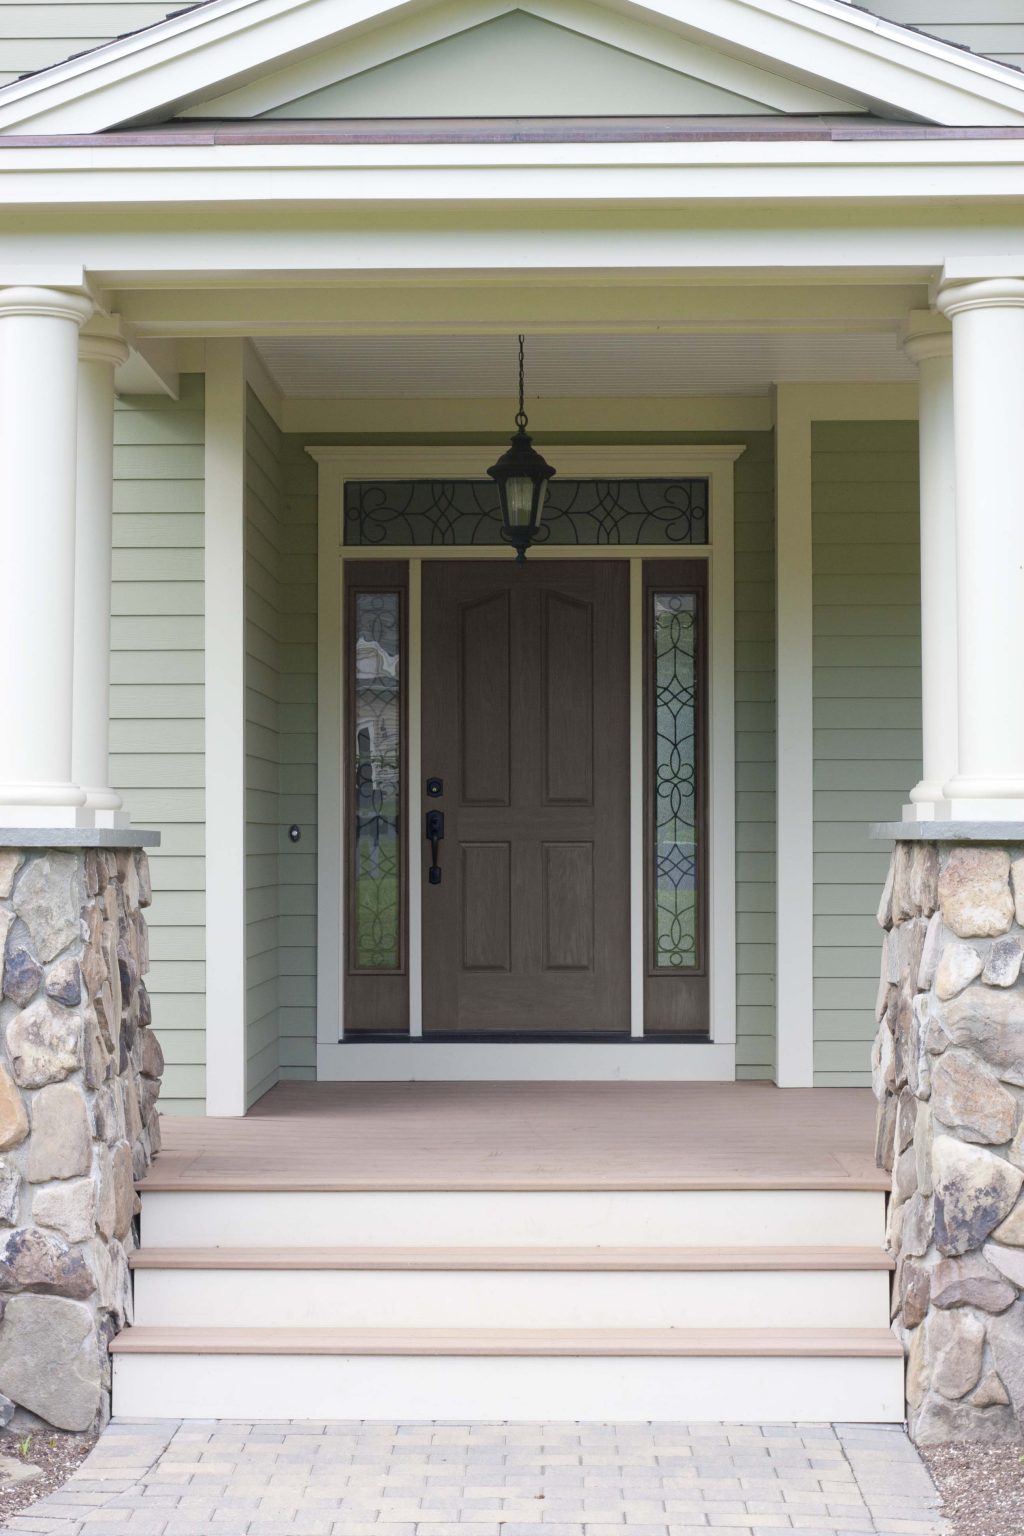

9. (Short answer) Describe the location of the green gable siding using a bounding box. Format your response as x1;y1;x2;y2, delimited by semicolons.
811;419;921;1087
111;374;206;1114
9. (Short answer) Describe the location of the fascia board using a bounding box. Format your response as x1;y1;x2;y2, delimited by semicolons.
3;0;1024;134
3;137;1024;207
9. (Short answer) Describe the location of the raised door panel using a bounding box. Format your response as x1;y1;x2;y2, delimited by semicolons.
542;591;594;807
460;591;511;808
542;842;594;971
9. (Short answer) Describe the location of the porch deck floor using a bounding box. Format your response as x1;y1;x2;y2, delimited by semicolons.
145;1081;887;1192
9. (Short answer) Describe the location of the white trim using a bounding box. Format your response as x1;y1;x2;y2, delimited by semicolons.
628;558;644;1040
316;1041;738;1081
772;380;920;1088
311;445;741;1080
4;0;1024;133
203;339;248;1115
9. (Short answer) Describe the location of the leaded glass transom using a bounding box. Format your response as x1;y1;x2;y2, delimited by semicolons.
653;591;698;971
344;478;708;547
352;591;402;970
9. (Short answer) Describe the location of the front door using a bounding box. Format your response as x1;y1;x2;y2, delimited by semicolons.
421;561;630;1035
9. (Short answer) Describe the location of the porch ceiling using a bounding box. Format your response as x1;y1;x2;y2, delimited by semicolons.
252;329;916;398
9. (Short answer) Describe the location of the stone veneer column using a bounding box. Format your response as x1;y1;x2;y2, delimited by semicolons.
937;279;1024;816
74;327;129;824
874;834;1024;1441
0;837;162;1430
0;287;93;826
901;314;956;820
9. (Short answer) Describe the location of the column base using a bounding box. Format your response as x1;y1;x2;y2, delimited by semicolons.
0;792;90;829
79;787;128;829
943;797;1024;820
903;799;952;823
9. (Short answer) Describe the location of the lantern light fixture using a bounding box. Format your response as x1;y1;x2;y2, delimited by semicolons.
487;334;556;563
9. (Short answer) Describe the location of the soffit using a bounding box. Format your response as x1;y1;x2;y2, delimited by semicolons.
252;330;916;398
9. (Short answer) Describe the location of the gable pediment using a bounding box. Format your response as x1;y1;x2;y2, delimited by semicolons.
2;0;1024;136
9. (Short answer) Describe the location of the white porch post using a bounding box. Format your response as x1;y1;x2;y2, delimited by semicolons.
0;285;92;825
74;324;130;824
901;313;956;820
937;277;1024;817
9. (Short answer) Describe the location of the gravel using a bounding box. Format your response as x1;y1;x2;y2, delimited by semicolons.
0;1426;97;1523
921;1440;1024;1536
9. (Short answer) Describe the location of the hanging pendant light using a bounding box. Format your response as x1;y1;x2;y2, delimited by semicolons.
487;334;556;564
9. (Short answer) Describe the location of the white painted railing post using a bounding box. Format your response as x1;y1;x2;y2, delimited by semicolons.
74;322;130;825
937;277;1024;818
0;285;92;826
900;312;956;821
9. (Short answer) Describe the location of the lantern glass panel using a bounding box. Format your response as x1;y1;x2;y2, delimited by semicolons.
505;476;537;528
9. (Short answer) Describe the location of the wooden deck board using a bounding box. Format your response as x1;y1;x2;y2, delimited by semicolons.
110;1326;904;1358
128;1245;895;1271
144;1081;888;1192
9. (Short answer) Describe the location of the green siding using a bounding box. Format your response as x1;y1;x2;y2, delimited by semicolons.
242;400;319;1103
732;431;777;1081
863;3;1024;70
111;375;206;1115
245;388;284;1107
811;420;921;1088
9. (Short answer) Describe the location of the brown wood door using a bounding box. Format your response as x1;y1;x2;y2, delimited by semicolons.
421;561;630;1036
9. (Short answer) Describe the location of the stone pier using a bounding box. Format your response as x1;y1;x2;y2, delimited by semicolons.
873;827;1024;1442
0;834;162;1431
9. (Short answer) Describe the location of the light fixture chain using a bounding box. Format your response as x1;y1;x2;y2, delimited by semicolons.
516;333;528;430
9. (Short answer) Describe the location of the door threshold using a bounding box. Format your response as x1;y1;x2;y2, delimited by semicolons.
340;1032;712;1045
317;1039;736;1082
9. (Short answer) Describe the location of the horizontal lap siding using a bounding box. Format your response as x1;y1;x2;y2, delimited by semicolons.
732;432;776;1081
862;4;1024;69
0;3;181;86
111;375;206;1114
811;420;921;1088
245;389;284;1108
278;439;318;1080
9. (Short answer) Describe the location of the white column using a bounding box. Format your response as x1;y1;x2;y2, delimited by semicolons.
937;278;1024;818
74;327;129;825
0;285;92;826
901;313;956;820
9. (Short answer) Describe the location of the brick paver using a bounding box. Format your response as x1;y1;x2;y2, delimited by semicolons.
1;1423;947;1536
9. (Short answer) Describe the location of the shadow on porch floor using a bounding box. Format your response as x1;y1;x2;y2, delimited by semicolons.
143;1081;887;1192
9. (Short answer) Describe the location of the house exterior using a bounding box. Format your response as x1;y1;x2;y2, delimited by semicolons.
2;0;1024;1441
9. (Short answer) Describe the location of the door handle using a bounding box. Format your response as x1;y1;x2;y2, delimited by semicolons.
425;809;445;885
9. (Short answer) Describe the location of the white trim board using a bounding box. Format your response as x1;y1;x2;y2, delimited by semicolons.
4;0;1024;133
312;445;739;1081
772;380;918;1088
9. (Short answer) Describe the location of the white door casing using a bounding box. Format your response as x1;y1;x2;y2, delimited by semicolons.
311;445;741;1081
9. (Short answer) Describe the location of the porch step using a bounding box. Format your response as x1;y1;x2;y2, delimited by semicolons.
110;1326;905;1422
138;1186;886;1247
129;1245;894;1330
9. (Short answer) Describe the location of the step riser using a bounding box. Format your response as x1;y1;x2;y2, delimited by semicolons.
140;1189;886;1248
132;1268;891;1330
112;1353;905;1422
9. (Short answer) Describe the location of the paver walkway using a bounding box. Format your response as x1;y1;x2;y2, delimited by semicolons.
4;1421;948;1536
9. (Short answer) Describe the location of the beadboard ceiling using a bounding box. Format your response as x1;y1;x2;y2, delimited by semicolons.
252;331;916;399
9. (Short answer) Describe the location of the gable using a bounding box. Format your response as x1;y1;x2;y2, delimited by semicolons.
3;0;1024;135
250;12;837;119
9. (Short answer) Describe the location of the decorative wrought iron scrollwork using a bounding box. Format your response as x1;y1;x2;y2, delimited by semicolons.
353;591;401;970
653;592;698;970
344;478;709;547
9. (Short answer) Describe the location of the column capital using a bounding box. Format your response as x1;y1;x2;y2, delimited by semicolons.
79;336;130;370
937;276;1024;320
900;310;951;366
0;285;92;327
